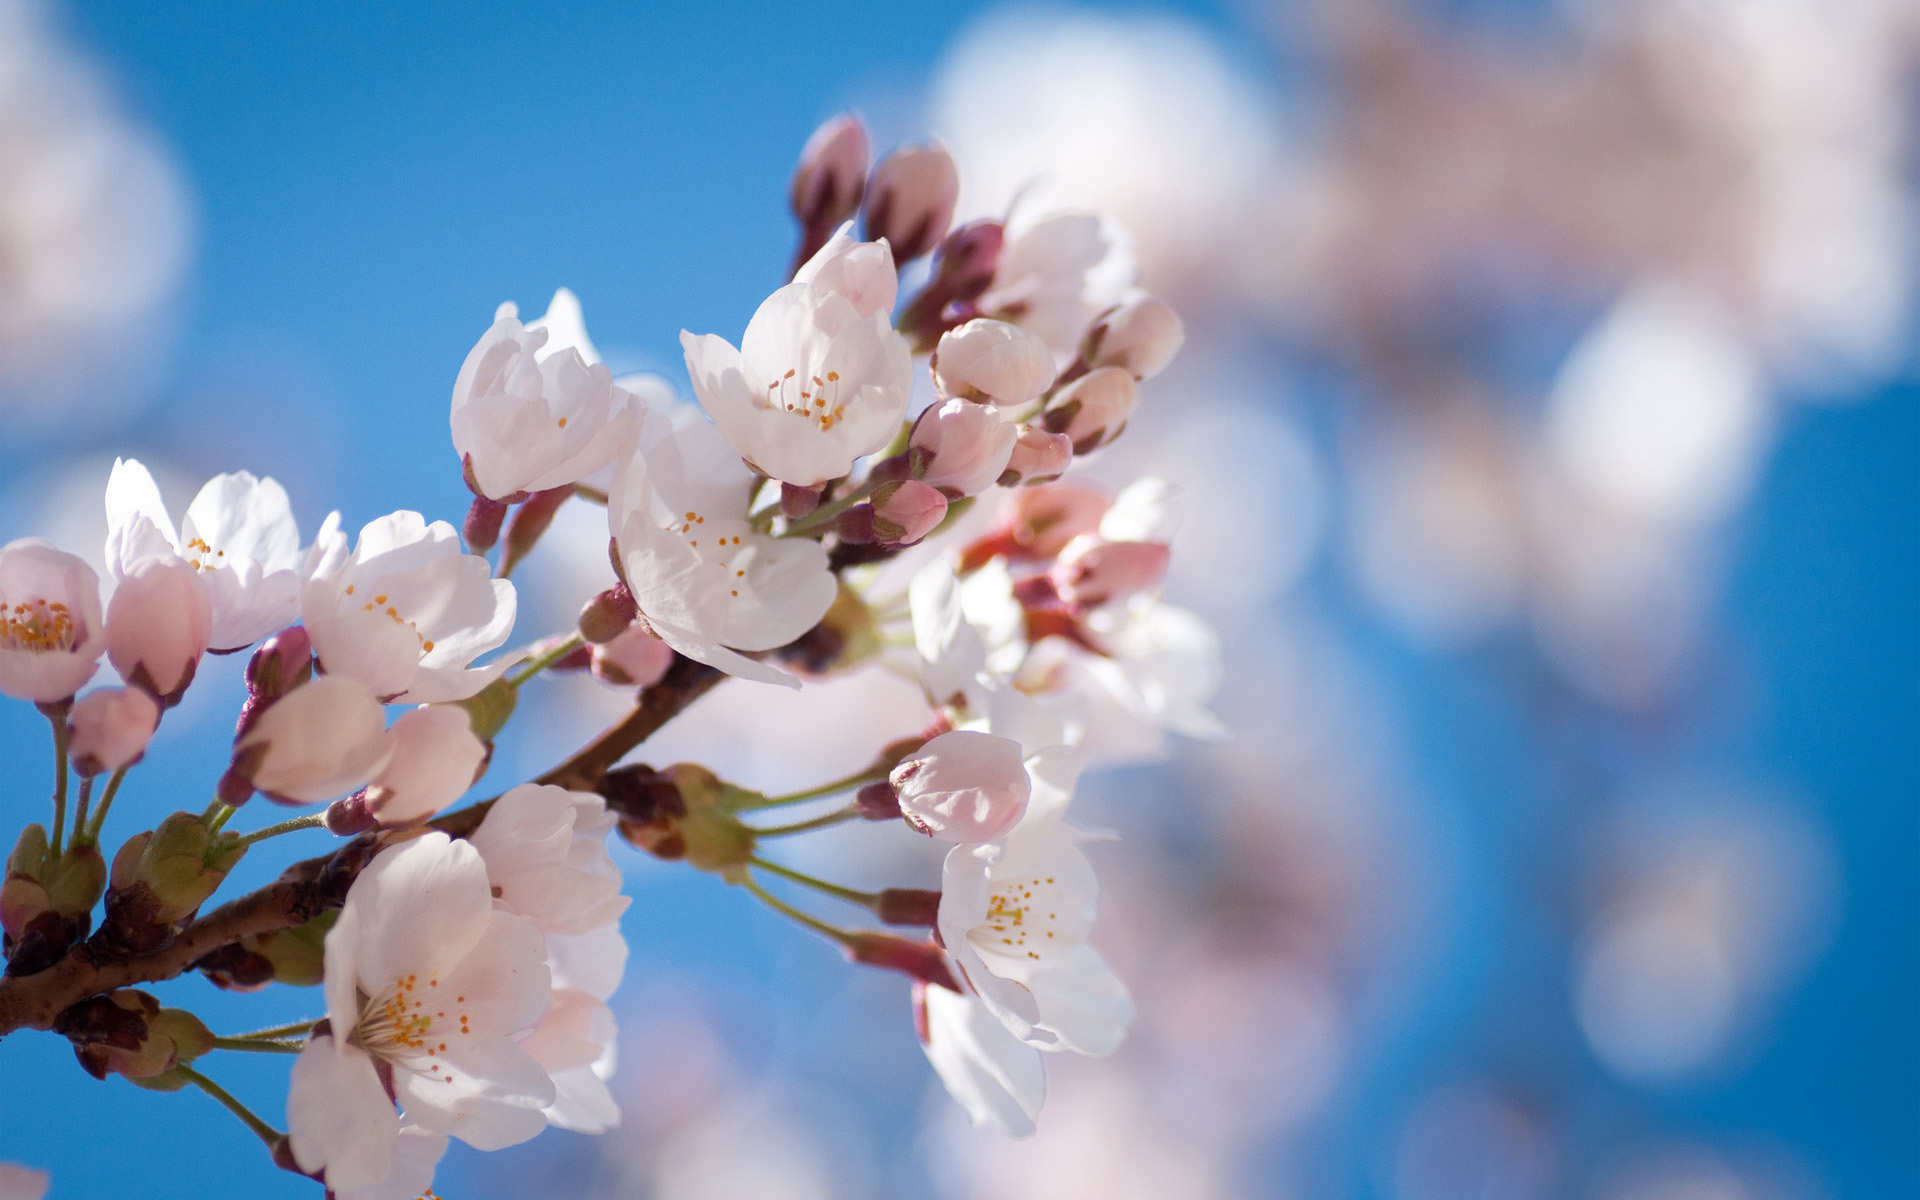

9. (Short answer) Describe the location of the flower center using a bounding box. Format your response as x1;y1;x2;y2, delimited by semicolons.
181;536;228;572
971;874;1063;963
663;513;749;599
353;973;472;1077
1;598;79;654
343;584;435;653
766;367;847;432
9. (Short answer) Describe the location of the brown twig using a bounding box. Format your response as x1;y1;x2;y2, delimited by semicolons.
0;654;725;1040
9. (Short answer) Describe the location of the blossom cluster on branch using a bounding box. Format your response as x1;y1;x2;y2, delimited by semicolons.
0;113;1218;1197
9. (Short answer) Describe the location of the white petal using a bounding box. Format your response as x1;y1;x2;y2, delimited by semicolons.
287;1037;398;1194
922;983;1044;1136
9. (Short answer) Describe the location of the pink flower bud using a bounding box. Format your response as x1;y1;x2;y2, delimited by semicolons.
790;113;870;230
107;558;210;706
862;142;959;263
932;319;1055;407
230;675;394;804
889;729;1031;843
870;479;948;547
591;625;674;688
910;399;1018;498
577;583;637;644
1082;296;1185;380
67;687;160;777
792;229;898;320
1042;366;1138;454
1050;536;1171;610
998;425;1073;487
0;538;106;704
360;705;486;826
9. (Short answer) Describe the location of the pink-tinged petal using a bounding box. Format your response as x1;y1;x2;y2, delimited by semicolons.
331;1124;447;1200
344;834;495;988
429;908;553;1038
0;1163;49;1200
522;988;611;1075
545;925;629;1002
287;1037;399;1194
544;1063;621;1135
470;785;626;937
921;982;1045;1137
323;902;364;1036
393;1036;556;1151
1030;943;1133;1057
103;458;178;577
715;536;837;652
234;675;395;803
364;706;485;826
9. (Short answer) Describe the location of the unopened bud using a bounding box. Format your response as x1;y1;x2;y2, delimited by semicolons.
68;686;159;777
875;888;942;926
998;425;1073;488
107;558;210;707
844;932;959;991
323;793;376;836
889;730;1030;843
862;142;958;263
932;319;1056;408
2;825;104;973
609;762;757;873
856;780;903;821
790;113;870;231
463;494;509;554
117;812;247;926
500;484;573;576
58;990;213;1081
932;221;1004;302
1050;536;1171;610
235;626;314;742
246;912;335;988
1081;296;1184;380
578;583;638;644
911;399;1018;499
1042;366;1138;454
591;625;674;688
959;483;1112;571
781;481;825;520
870;479;948;547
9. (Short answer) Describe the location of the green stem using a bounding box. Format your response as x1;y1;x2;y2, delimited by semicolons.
749;856;879;910
176;1065;284;1148
229;1019;321;1041
207;804;236;835
507;633;586;688
234;813;325;846
85;766;130;843
573;483;608;505
210;1036;306;1054
47;708;69;852
781;483;872;538
741;875;855;945
751;765;891;809
748;804;862;838
70;776;93;847
201;798;227;824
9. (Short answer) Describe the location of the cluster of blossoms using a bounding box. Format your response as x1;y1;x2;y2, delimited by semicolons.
0;113;1216;1193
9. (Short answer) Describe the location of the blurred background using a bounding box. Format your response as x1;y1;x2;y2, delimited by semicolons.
0;0;1914;1196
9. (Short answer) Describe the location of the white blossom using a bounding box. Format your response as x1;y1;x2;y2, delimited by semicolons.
0;538;105;703
608;406;836;687
301;510;517;703
936;752;1133;1055
103;458;302;652
451;291;639;501
979;211;1136;361
918;978;1045;1137
791;223;898;321
932;318;1055;408
287;834;554;1192
681;240;912;487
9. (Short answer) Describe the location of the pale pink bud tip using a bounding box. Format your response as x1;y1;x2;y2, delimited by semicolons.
591;625;674;689
870;479;948;547
791;113;870;228
106;557;211;707
863;142;959;263
910;399;1018;499
68;687;160;777
998;425;1074;488
1051;537;1172;610
889;729;1031;843
932;319;1056;408
1083;297;1185;380
1042;366;1139;454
